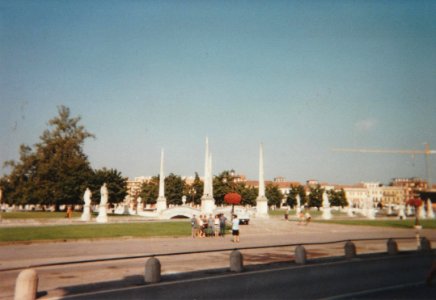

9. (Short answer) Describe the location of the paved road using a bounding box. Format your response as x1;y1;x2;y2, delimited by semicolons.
1;217;435;299
58;253;436;300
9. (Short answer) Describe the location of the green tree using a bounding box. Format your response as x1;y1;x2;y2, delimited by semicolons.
1;106;94;209
165;173;186;206
90;168;127;205
139;176;159;205
266;183;283;208
286;185;307;208
308;185;324;209
187;172;203;205
328;189;348;208
213;170;237;206
235;183;257;206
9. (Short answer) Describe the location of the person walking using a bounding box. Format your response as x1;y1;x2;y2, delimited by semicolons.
232;214;240;243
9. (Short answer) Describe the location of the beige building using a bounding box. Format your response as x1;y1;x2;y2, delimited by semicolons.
382;186;406;205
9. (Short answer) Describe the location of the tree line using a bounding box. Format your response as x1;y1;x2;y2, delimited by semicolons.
0;106;347;210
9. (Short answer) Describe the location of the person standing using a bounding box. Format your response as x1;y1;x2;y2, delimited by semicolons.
191;214;198;238
232;214;240;243
207;214;214;237
219;214;227;237
214;215;220;237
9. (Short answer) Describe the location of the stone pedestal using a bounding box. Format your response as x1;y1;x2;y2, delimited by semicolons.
387;238;398;255
367;207;375;219
14;269;38;300
344;241;356;259
347;206;354;217
295;245;307;265
398;205;406;220
256;196;268;218
155;196;167;214
322;207;332;220
419;205;427;220
144;257;161;283
201;195;215;215
230;250;243;272
96;204;108;223
80;204;91;222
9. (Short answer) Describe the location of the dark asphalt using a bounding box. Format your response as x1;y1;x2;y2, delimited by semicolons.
60;253;436;300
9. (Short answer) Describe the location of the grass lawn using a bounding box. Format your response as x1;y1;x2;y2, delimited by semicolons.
0;221;190;242
0;211;135;219
315;219;436;229
269;209;345;217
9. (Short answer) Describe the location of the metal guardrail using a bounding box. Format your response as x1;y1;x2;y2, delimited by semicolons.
2;236;431;272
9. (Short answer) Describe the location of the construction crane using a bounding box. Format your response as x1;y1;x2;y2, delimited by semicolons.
333;143;436;189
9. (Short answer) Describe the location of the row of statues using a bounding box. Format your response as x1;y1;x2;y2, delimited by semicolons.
81;183;108;223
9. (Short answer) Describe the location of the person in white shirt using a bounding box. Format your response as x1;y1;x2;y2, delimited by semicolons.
232;214;240;243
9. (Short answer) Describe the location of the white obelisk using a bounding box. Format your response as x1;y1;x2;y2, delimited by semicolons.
156;149;167;213
256;143;269;218
201;137;215;214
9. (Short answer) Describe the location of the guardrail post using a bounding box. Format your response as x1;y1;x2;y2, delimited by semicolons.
144;257;161;283
387;238;398;255
230;249;243;272
14;269;38;300
344;241;356;259
420;237;432;252
295;245;307;264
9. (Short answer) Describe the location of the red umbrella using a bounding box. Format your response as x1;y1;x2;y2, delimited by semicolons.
224;193;242;205
224;193;242;218
407;198;422;207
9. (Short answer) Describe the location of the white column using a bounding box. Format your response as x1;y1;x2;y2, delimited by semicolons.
322;191;332;220
156;149;167;213
201;137;215;215
256;143;268;217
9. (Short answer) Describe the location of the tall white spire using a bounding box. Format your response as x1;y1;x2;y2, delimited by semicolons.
203;137;210;196
156;148;167;213
208;153;213;197
258;143;265;198
256;143;269;218
158;149;165;197
201;137;215;214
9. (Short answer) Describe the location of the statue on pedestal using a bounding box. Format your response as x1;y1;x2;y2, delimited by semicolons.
81;188;92;221
322;191;332;220
96;183;108;223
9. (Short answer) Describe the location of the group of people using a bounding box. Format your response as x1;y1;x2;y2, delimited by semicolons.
191;213;241;243
191;213;227;238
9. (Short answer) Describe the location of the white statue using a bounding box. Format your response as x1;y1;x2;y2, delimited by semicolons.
84;188;91;205
347;199;354;217
296;194;301;215
96;183;108;223
81;188;92;221
322;191;332;220
137;196;143;212
100;183;108;205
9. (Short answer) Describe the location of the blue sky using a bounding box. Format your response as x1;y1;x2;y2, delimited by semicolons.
1;0;436;185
